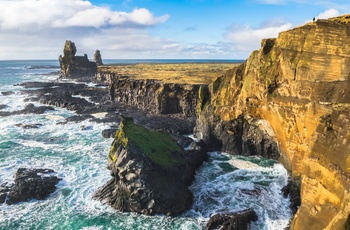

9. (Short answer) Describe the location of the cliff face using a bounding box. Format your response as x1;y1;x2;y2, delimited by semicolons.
195;15;350;229
97;72;201;118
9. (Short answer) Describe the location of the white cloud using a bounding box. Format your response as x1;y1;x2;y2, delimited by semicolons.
316;8;340;19
0;0;172;60
0;0;169;30
224;22;292;54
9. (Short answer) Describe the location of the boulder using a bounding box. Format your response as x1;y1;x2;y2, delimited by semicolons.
0;168;61;204
102;128;117;138
206;209;258;230
59;40;97;78
94;117;208;215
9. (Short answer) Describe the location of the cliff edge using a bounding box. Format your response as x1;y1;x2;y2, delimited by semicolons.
195;15;350;229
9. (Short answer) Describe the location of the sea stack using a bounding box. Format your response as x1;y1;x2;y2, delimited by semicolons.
94;50;103;66
94;117;208;216
58;40;97;78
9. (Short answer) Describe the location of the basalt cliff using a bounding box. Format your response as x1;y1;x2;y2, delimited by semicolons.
195;15;350;229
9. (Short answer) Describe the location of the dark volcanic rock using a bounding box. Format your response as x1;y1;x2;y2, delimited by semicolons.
14;123;43;129
206;209;258;230
282;179;301;214
94;49;103;66
94;117;208;216
59;40;97;78
195;114;280;160
0;168;61;204
65;114;94;122
102;129;117;138
0;103;54;117
1;91;14;95
0;104;7;110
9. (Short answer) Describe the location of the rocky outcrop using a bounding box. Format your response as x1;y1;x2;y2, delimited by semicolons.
94;50;103;66
59;40;97;78
97;72;202;118
0;168;61;204
94;117;208;215
0;103;54;117
206;209;258;230
195;15;350;229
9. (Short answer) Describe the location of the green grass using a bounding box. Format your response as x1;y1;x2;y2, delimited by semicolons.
117;117;183;169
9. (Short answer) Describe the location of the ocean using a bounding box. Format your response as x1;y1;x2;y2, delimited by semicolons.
0;60;291;229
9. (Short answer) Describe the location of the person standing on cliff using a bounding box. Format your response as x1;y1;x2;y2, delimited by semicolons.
313;17;315;22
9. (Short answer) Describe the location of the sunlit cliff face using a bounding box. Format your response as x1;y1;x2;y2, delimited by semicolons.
196;15;350;230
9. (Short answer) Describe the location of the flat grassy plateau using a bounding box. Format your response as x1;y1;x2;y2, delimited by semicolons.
98;62;240;84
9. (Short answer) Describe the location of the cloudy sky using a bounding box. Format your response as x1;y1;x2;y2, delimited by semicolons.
0;0;349;60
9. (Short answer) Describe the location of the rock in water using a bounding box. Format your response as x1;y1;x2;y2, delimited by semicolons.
94;49;103;66
206;209;258;230
59;40;97;78
0;168;61;204
94;117;208;215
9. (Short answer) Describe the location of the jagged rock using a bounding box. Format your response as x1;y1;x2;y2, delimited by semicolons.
195;15;350;230
94;117;208;215
206;209;258;230
14;123;43;129
59;40;97;78
1;91;14;95
94;50;103;66
0;104;7;110
102;129;117;138
0;103;54;116
282;179;301;214
0;168;61;204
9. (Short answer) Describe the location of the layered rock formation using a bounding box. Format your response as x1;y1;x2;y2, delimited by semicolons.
0;168;61;204
195;15;350;229
94;117;208;215
97;72;202;118
59;40;97;78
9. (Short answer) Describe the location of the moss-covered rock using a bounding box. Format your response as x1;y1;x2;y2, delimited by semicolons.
95;117;208;215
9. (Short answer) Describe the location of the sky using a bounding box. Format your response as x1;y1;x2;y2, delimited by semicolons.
0;0;349;60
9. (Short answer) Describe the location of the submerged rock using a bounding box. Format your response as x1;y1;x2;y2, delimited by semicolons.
206;209;258;230
0;103;54;116
1;91;14;95
0;168;61;204
94;117;208;215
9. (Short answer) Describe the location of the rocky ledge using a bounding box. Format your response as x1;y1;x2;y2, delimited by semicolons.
0;168;61;204
94;117;208;215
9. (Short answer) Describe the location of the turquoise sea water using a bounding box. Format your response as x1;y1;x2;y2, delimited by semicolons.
0;60;291;229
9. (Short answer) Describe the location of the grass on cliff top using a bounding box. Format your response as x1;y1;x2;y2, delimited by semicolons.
98;63;239;85
119;117;183;169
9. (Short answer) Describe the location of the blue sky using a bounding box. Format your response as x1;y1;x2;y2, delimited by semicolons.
0;0;349;60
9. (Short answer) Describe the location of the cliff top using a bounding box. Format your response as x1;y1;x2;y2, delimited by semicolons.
98;63;238;84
